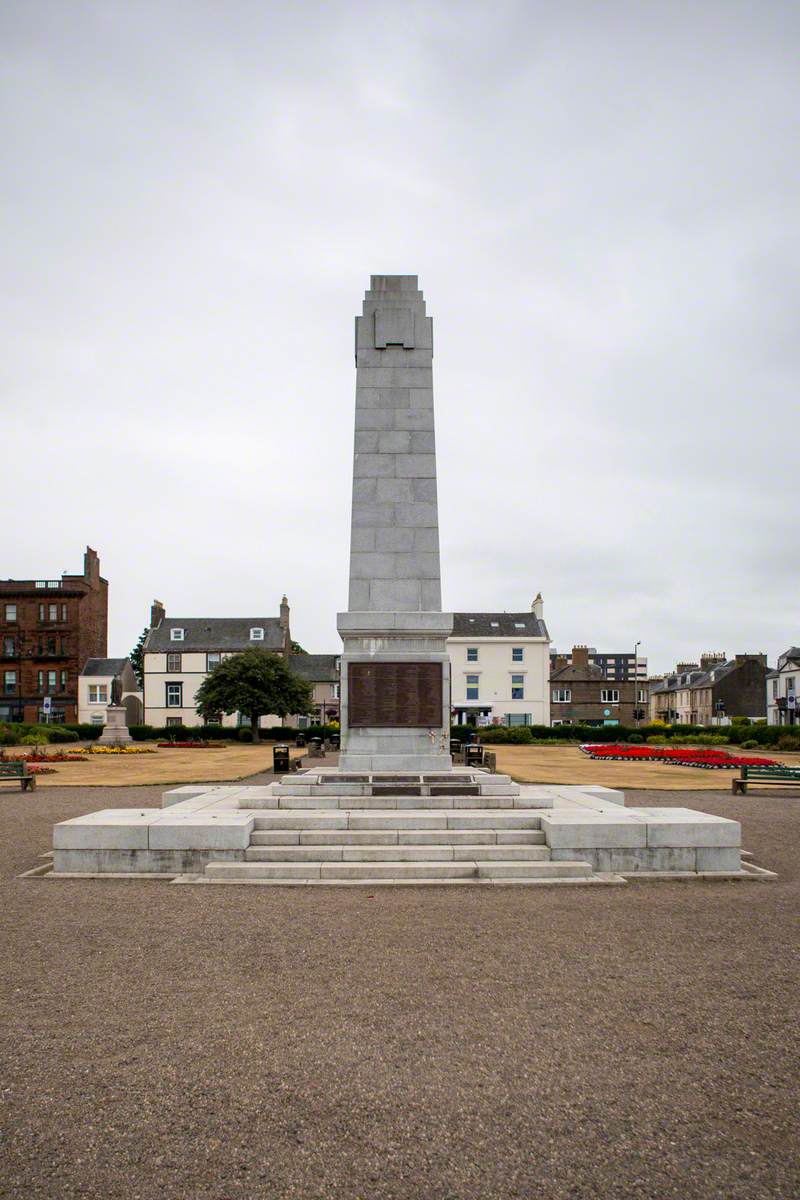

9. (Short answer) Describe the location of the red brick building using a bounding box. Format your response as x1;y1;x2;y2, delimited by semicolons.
0;547;108;724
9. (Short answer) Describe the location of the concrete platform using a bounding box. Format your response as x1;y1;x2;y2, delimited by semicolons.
47;781;768;884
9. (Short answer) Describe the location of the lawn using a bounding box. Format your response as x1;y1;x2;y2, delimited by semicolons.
4;741;306;787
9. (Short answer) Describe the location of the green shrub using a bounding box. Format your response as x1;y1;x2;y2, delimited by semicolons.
47;726;79;743
741;739;759;749
238;728;253;743
63;723;104;741
627;732;644;743
646;736;667;745
777;734;800;751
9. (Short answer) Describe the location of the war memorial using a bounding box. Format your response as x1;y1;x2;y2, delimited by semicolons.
52;276;757;885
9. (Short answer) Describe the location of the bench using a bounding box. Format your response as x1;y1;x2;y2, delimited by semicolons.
0;761;37;791
732;765;800;794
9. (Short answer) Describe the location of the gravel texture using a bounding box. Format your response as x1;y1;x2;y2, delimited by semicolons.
1;781;798;1199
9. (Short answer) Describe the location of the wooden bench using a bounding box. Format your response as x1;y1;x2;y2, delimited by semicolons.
0;761;37;791
732;765;800;794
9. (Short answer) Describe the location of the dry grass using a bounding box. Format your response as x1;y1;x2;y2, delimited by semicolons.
6;741;307;787
489;744;800;790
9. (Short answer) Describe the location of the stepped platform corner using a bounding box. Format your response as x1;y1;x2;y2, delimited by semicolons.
48;767;771;886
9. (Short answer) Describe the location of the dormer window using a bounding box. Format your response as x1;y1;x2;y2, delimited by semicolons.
250;627;264;641
170;628;184;642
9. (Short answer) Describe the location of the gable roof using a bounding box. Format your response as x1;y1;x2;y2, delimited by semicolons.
82;657;129;677
550;660;605;681
451;613;548;639
145;617;284;653
288;653;340;683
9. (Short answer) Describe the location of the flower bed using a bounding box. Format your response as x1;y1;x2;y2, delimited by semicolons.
1;751;87;763
156;741;225;749
580;744;778;769
89;745;156;755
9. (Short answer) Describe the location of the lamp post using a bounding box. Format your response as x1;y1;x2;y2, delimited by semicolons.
634;640;642;726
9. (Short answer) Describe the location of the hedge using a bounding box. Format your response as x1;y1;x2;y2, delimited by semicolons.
126;723;341;742
449;722;788;746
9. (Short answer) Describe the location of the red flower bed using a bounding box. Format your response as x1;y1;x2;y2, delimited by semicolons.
580;744;777;769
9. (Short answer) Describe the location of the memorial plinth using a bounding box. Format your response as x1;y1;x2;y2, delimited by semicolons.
337;275;453;772
97;705;133;747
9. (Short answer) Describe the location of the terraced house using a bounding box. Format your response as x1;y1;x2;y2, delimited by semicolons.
142;596;293;727
649;653;767;725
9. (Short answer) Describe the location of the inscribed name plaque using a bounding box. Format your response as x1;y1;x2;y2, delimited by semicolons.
348;662;443;728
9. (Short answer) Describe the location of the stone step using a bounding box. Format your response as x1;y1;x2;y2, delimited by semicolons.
270;795;522;810
476;861;592;880
251;811;542;832
205;861;478;881
244;844;551;863
250;829;545;846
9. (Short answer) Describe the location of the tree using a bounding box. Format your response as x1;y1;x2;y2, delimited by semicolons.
194;648;313;741
130;627;148;689
291;640;307;655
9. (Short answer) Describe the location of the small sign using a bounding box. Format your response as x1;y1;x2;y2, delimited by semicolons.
788;694;797;709
42;696;52;714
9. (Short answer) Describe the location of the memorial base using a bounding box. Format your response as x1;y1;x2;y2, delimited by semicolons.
97;705;133;747
336;611;453;774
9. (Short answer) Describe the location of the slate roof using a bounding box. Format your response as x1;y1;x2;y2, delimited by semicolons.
82;657;129;677
145;618;284;653
550;660;605;681
451;613;548;639
288;653;340;683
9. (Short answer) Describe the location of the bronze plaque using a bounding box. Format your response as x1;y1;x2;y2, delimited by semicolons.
348;661;443;727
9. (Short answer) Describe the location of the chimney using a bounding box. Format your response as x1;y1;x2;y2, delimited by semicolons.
571;644;590;670
676;661;699;674
83;546;100;585
150;599;165;628
532;592;543;621
700;652;726;670
279;595;291;658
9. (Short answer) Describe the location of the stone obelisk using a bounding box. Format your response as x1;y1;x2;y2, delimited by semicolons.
337;275;453;773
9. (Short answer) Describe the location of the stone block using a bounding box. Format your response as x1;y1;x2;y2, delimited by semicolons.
540;814;647;850
696;847;742;872
374;526;414;551
149;813;253;851
631;808;741;848
354;408;395;430
368;580;421;610
412;528;439;551
341;845;453;862
448;813;537;830
378;431;412;453
399;829;495;845
611;848;697;873
395;454;436;478
245;846;342;862
349;813;447;830
250;831;300;845
409;431;436;452
319;861;473;880
394;408;434;431
352;478;377;501
253;813;348;829
54;811;156;850
353;453;396;479
300;830;398;846
351;502;395;527
205;862;321;880
350;527;376;551
375;478;413;502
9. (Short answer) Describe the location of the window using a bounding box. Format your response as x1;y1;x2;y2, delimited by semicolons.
332;682;340;699
3;637;14;656
4;604;16;622
601;689;620;703
167;652;182;672
511;674;524;700
250;627;264;641
512;647;523;662
166;682;183;708
466;647;478;662
637;688;646;703
170;628;184;642
514;623;525;630
39;604;45;621
787;677;796;694
49;604;58;622
466;674;479;700
89;685;108;704
46;636;56;655
37;670;43;691
4;670;17;695
59;670;68;691
552;688;571;703
90;714;104;725
166;716;182;727
47;670;57;693
207;652;221;670
507;713;531;726
61;604;67;621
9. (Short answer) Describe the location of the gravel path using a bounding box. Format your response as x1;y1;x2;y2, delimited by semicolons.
1;783;798;1199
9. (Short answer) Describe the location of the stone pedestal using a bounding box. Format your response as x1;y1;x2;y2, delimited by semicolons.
337;275;453;773
98;705;133;746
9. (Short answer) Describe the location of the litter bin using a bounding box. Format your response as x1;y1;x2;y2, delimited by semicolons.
464;744;484;767
294;733;306;747
308;737;325;758
329;733;340;750
273;744;290;773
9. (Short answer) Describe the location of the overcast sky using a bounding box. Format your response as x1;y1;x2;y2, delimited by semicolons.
2;1;797;673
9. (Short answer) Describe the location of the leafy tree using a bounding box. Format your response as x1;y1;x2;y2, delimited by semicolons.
291;641;307;654
130;627;148;688
195;649;313;741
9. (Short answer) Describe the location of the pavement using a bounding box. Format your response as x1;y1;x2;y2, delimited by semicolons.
1;779;798;1199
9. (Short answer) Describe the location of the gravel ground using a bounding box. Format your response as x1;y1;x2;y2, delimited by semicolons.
1;781;798;1200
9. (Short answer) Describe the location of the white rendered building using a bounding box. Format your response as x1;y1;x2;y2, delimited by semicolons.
447;597;550;727
78;657;142;726
767;647;799;726
142;598;291;728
